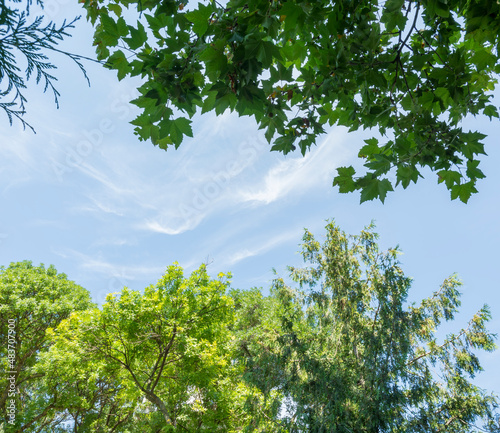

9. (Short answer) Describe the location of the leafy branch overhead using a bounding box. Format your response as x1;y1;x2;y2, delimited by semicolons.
0;0;90;131
83;0;500;202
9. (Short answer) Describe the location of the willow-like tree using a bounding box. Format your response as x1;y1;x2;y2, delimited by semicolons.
83;0;500;202
231;222;500;432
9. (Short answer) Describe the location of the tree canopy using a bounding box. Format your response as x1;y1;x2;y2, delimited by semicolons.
0;261;94;433
2;225;499;432
82;0;500;202
232;222;500;432
38;263;276;432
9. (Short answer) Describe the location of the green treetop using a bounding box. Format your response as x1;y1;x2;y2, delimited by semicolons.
0;261;94;433
231;222;500;432
40;263;276;432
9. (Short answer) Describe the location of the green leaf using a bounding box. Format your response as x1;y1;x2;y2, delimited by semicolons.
281;41;307;65
483;105;499;119
260;113;281;143
271;134;296;154
124;21;148;51
333;166;356;193
366;70;388;89
214;92;237;115
418;92;435;111
435;1;450;18
279;2;304;32
434;87;452;107
358;138;379;158
202;91;217;114
144;13;169;32
450;181;478;203
199;41;228;81
116;17;128;37
396;165;420;188
256;41;280;67
169;117;193;148
100;14;119;38
185;3;213;37
472;48;497;70
108;3;122;17
131;113;154;140
381;0;406;32
360;178;393;203
384;0;404;13
365;154;392;175
107;50;132;80
462;132;487;159
466;160;486;180
437;170;461;189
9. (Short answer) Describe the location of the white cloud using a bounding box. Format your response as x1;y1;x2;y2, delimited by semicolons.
222;228;300;266
140;216;204;236
54;247;164;281
236;128;352;205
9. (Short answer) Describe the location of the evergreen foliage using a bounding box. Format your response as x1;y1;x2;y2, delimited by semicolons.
0;0;89;130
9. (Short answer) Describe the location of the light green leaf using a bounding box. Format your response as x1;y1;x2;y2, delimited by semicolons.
358;138;379;158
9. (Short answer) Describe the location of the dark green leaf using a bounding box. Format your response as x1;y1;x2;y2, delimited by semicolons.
185;3;213;37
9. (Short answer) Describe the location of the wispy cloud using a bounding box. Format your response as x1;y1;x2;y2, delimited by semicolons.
75;193;127;217
91;237;137;247
140;215;204;235
236;129;352;205
124;125;352;237
0;124;62;192
54;247;164;281
64;115;272;235
221;228;301;267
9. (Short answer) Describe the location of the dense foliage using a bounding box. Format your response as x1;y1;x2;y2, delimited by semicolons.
83;0;500;202
0;261;94;432
1;225;499;431
0;0;88;130
40;264;274;432
232;222;500;432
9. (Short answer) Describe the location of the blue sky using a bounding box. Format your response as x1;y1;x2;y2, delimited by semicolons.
1;1;499;395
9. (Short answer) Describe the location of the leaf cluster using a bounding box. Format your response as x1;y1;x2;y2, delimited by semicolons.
83;0;500;202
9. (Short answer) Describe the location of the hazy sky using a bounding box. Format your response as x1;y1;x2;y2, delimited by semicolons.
1;1;499;394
